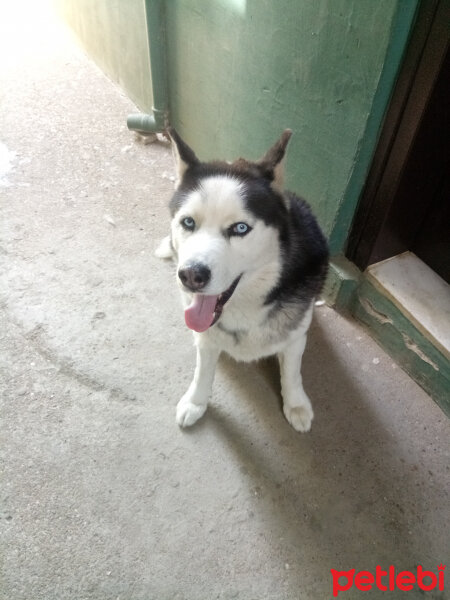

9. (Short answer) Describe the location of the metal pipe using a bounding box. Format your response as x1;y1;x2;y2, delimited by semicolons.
127;0;168;134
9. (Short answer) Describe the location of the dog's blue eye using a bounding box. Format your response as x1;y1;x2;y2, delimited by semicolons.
230;222;251;236
181;217;195;231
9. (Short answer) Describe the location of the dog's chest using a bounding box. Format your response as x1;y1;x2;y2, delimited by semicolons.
205;301;312;362
213;324;283;361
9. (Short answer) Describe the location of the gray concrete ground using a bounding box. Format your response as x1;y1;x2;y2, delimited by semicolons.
1;3;449;600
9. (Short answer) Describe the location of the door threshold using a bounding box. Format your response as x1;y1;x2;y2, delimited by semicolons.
366;251;450;361
342;251;450;417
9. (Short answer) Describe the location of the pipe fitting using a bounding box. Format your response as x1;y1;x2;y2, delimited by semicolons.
127;107;166;134
127;0;168;134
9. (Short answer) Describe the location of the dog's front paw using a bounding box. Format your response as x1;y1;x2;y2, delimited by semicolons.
155;235;174;259
176;394;207;428
283;402;314;433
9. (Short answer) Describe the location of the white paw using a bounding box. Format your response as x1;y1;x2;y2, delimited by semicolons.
176;395;207;427
155;236;174;259
283;403;314;432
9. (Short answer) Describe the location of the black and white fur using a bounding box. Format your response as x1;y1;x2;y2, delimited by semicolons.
156;128;328;432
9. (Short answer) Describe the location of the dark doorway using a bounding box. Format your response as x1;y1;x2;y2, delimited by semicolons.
347;0;450;283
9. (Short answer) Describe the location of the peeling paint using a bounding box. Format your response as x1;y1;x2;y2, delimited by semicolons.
354;280;449;414
360;297;393;325
360;296;440;372
402;334;440;372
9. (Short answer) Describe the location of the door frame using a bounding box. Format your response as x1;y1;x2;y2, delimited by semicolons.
346;0;450;270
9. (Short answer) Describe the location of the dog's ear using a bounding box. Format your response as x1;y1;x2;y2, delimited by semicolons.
257;129;292;191
167;127;200;187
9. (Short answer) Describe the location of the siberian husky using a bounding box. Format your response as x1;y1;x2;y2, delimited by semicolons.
156;128;328;432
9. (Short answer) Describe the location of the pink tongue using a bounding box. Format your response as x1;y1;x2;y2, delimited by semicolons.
185;294;219;332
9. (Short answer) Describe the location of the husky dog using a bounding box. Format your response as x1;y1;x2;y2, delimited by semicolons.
156;128;328;432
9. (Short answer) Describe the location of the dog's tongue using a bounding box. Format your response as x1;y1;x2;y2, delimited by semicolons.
185;294;219;332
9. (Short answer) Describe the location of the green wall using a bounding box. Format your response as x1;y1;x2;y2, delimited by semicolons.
165;0;418;250
57;0;418;252
54;0;153;113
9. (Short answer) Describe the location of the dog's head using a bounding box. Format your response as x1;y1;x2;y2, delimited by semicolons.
166;128;292;332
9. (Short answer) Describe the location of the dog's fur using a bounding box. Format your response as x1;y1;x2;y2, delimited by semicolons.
156;128;328;432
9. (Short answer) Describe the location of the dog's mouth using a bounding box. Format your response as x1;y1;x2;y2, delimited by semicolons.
184;275;242;333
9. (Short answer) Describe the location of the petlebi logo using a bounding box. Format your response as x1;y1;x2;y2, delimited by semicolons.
330;564;445;597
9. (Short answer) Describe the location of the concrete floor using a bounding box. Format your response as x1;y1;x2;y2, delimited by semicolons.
1;4;449;600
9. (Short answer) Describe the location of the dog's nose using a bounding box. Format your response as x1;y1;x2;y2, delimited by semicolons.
178;263;211;291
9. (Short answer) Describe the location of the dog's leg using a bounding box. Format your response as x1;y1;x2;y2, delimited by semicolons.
155;235;174;259
176;343;220;427
278;332;313;432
